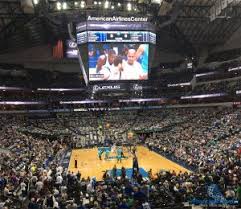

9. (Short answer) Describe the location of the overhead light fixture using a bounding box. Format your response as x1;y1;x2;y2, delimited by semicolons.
57;2;62;10
104;1;109;8
127;2;131;11
74;1;79;6
151;0;163;4
98;1;101;5
94;1;97;4
80;1;85;8
33;0;39;5
62;2;67;10
111;5;114;9
117;2;121;7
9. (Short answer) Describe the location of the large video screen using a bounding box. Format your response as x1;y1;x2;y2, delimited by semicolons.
88;43;149;81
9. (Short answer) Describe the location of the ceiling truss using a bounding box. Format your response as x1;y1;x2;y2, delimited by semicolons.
0;0;241;52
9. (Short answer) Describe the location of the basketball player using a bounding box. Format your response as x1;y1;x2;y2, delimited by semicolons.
132;144;137;156
109;55;123;80
132;155;139;179
136;44;149;79
121;49;144;80
96;49;116;80
98;149;103;160
74;159;78;169
112;165;117;179
128;143;133;155
105;149;110;160
111;143;116;153
121;149;125;159
117;147;122;163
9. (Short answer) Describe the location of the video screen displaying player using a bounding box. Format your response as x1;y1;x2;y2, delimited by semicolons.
88;43;149;81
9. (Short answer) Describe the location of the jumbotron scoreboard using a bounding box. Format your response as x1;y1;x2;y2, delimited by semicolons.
75;15;156;84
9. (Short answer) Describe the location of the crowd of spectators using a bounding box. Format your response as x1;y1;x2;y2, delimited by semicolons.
189;78;241;96
0;108;241;209
145;108;241;205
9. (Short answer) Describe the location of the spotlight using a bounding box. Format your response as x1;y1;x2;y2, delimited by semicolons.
127;2;131;11
111;5;114;9
80;1;85;8
104;1;109;8
117;2;121;7
62;2;67;10
33;0;39;5
74;1;79;6
57;2;62;10
94;1;97;4
98;1;101;5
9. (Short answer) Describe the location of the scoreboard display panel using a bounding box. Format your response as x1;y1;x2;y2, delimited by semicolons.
77;31;156;44
77;32;88;44
76;16;156;83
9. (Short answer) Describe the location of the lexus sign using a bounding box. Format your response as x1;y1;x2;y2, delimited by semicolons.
93;84;121;92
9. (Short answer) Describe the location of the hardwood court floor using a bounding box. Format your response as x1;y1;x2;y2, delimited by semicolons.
68;146;189;180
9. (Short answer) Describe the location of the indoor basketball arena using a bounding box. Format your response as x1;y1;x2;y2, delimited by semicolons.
0;0;241;209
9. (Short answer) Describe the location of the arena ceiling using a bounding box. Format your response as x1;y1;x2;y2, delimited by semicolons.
1;0;241;54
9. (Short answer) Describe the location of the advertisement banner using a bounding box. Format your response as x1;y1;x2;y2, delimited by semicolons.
91;83;128;92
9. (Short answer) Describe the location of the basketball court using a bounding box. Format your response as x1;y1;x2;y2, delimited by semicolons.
68;146;189;180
